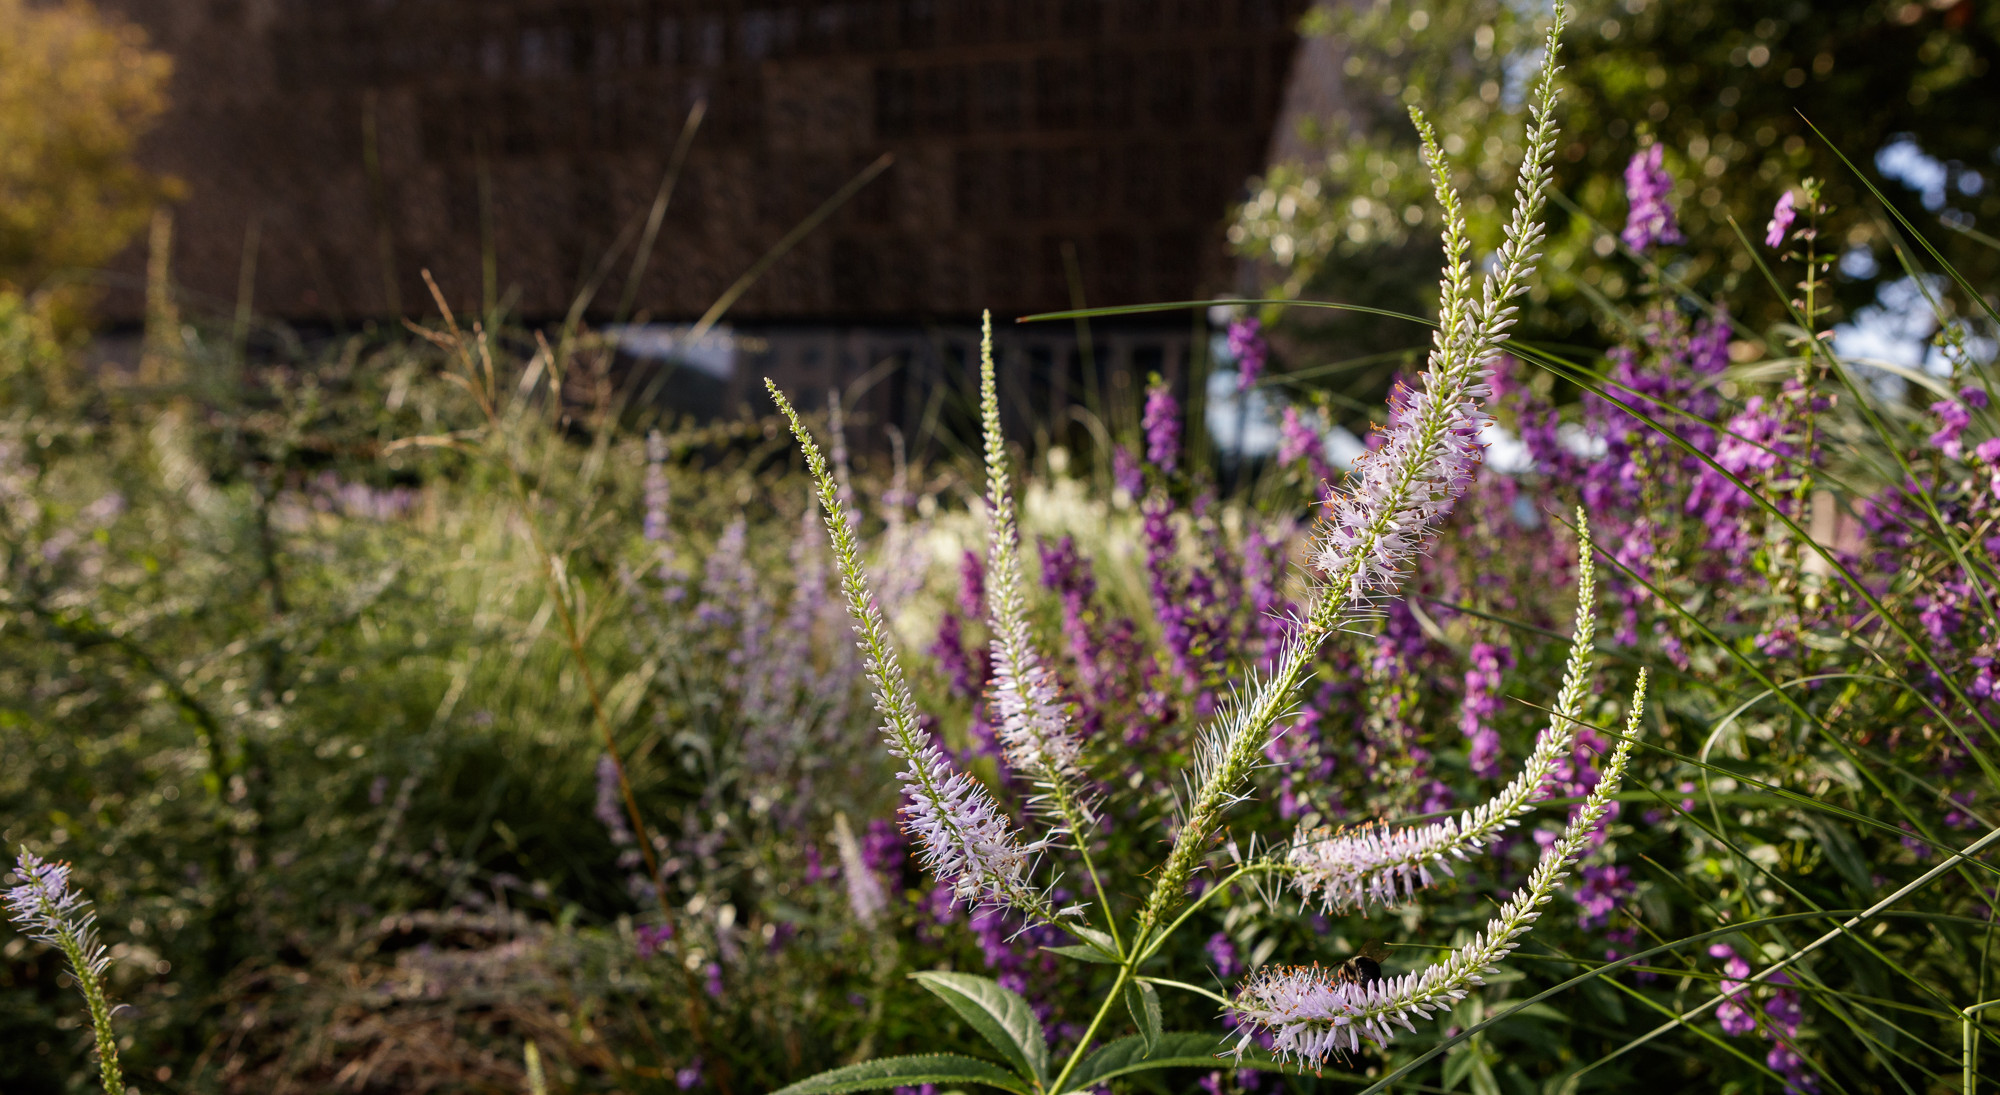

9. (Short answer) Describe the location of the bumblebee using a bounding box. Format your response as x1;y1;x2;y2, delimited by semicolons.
1334;941;1389;987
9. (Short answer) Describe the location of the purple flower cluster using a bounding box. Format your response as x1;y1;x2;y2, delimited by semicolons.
1570;863;1631;931
4;851;91;949
1714;944;1756;1034
594;753;636;851
643;429;671;543
1038;533;1149;746
298;472;418;523
1206;931;1243;978
958;549;986;618
932;552;994;699
1263;687;1337;821
928;611;983;699
1765;190;1797;249
1229;317;1269;392
1310;362;1488;615
1711;944;1817;1093
1621;145;1684;251
1277;406;1335;487
1458;640;1513;779
1142;379;1182;473
1113;443;1144;496
1140;496;1188;665
635;922;674;959
1277;406;1316;467
1929;386;1989;459
1241;525;1294;665
1511;306;1768;643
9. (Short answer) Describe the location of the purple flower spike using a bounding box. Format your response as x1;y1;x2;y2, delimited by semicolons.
4;852;88;945
1278;406;1318;467
958;550;986;619
1620;145;1684;251
1459;641;1513;779
1142;379;1181;473
595;754;636;848
1229;318;1269;392
1207;931;1243;978
635;923;674;959
7;849;126;1093
642;429;671;543
1765;190;1797;249
1112;444;1144;496
1930;396;1972;459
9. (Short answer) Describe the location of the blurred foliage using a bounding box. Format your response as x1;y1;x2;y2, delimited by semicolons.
0;0;176;328
3;2;2000;1090
0;291;934;1092
1234;0;1999;388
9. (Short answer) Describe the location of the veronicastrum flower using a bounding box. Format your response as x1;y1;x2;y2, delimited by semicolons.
1309;49;1564;609
766;380;1055;917
1288;512;1600;914
1135;0;1572;942
1233;669;1647;1069
5;849;126;1095
978;310;1085;783
832;812;887;927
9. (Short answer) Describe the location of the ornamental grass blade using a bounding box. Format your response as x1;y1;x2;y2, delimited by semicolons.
1060;1033;1291;1092
910;971;1050;1084
768;1054;1031;1095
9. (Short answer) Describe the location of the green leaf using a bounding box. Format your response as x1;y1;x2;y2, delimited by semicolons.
1060;1033;1293;1092
1065;923;1118;952
769;1054;1030;1095
1051;922;1122;962
1468;1053;1502;1095
1043;943;1119;964
1442;1043;1475;1091
910;971;1049;1084
1124;979;1163;1053
1801;814;1872;893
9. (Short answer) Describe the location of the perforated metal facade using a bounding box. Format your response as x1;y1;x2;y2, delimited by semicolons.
97;0;1309;325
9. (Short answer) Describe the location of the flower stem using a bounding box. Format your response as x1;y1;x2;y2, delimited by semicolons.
1049;963;1134;1095
57;924;122;1095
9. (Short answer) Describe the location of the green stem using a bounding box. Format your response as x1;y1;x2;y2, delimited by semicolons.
1048;964;1133;1095
1053;790;1120;954
1045;860;1284;1094
1139;976;1233;1008
1140;863;1283;965
56;927;122;1095
1966;999;2000;1095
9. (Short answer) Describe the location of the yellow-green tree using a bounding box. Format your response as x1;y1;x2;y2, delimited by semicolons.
0;0;175;323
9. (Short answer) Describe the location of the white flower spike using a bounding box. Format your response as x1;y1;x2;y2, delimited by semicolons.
1235;669;1647;1069
1289;512;1600;914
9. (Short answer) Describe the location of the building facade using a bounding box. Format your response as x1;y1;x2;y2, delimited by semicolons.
97;0;1312;328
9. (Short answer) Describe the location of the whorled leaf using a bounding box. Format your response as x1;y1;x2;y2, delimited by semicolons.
1123;979;1163;1053
769;1054;1030;1095
910;970;1050;1084
1059;1033;1291;1093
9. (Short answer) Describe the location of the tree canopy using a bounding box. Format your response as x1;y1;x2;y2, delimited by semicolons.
1233;0;1998;391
